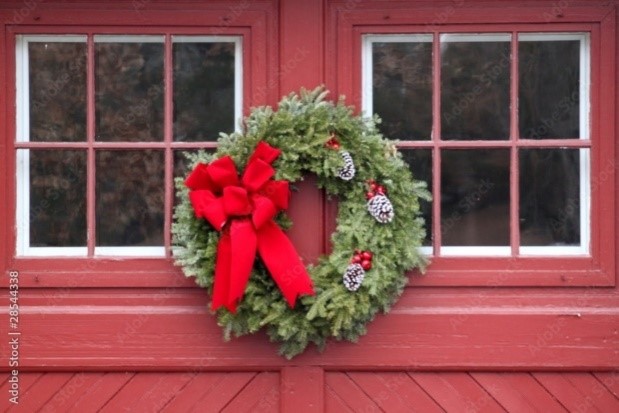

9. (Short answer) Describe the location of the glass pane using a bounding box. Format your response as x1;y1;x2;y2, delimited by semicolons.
29;42;87;142
173;41;235;141
95;41;164;141
441;34;510;140
441;149;510;246
96;150;164;246
520;149;581;246
372;41;432;140
519;37;582;139
401;149;432;246
29;150;86;246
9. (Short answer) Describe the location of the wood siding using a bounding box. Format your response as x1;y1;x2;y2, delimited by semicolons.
2;371;618;412
1;1;618;412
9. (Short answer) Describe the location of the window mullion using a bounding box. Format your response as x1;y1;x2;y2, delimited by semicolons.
86;34;96;257
510;31;520;255
432;32;442;255
163;33;173;258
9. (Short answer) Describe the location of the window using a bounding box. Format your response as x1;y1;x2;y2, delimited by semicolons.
363;32;590;257
15;34;242;257
335;7;616;286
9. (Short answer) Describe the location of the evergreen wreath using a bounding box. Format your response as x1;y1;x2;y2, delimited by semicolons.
172;87;430;358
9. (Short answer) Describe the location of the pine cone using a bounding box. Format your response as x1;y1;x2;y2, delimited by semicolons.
343;263;365;291
337;151;356;181
367;194;394;224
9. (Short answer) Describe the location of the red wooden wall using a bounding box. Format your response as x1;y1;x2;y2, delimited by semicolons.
1;0;618;411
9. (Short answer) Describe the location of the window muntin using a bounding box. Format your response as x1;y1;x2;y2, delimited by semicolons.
15;34;242;257
363;32;590;257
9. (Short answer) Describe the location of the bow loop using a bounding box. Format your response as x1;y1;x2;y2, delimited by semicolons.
208;156;239;190
242;158;275;192
251;194;277;229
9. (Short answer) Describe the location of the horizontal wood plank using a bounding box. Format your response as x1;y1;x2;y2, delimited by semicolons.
4;287;617;369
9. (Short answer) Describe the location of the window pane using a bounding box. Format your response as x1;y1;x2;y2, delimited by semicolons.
520;149;582;246
441;149;510;246
441;34;510;140
401;149;432;246
173;41;236;141
96;150;164;246
95;39;164;141
29;42;87;142
29;150;86;246
372;41;432;140
519;36;582;139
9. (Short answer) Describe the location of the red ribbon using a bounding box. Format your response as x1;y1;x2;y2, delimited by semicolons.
185;142;315;312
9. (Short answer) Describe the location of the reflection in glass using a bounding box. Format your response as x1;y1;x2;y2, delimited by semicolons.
441;35;510;140
29;42;87;142
95;41;164;141
401;149;433;245
520;149;581;246
519;38;581;139
29;150;86;246
174;42;235;141
96;150;164;246
373;41;432;140
441;149;510;246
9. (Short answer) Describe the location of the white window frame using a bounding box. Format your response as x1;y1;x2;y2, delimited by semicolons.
15;34;243;257
362;32;591;257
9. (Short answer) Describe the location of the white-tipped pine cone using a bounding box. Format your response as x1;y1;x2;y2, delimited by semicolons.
343;263;365;291
337;151;356;181
367;194;394;224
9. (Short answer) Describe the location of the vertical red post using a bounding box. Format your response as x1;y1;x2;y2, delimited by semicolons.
86;34;96;256
281;366;324;412
279;0;326;263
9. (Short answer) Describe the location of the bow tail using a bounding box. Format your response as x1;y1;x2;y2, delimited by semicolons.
211;231;233;312
257;221;315;307
211;220;257;313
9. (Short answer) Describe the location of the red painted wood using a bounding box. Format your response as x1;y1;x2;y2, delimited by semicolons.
325;386;355;413
280;367;324;413
67;372;134;413
185;373;256;413
286;175;326;265
593;372;619;399
0;3;617;411
564;372;619;412
324;372;381;412
431;32;442;254
12;372;73;412
410;372;503;412
86;35;96;257
2;287;616;369
0;371;42;406
97;372;195;412
279;0;327;265
160;373;223;412
533;372;609;412
221;372;279;413
41;372;104;412
163;34;174;258
471;372;564;412
347;371;444;412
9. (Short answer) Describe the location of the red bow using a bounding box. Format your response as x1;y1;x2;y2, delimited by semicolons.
185;142;315;312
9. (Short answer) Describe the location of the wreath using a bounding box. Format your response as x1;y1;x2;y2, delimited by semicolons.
172;87;430;358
